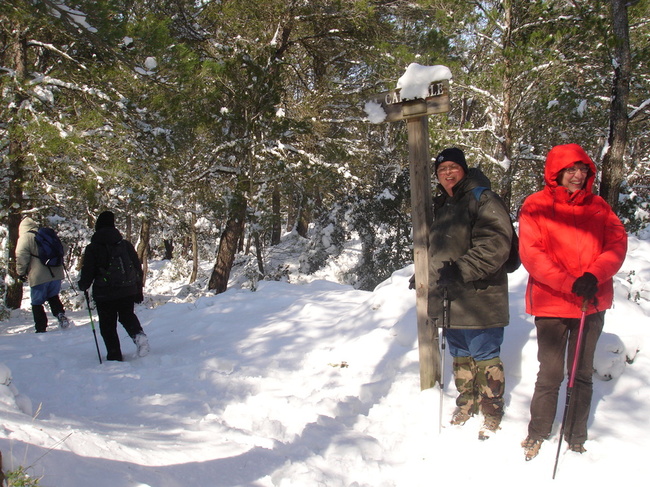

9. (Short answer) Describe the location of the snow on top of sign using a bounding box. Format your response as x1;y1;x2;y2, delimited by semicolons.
363;63;452;123
397;63;452;101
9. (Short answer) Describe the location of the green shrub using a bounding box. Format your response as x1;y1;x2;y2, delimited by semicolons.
5;466;41;487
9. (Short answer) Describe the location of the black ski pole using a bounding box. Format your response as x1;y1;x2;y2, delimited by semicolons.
552;298;589;479
84;291;103;364
438;285;450;434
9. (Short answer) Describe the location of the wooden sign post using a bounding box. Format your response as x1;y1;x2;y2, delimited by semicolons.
368;80;450;390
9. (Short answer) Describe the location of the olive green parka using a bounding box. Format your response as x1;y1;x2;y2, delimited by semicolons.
427;168;512;329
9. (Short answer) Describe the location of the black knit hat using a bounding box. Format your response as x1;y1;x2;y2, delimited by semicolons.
95;211;115;230
435;148;468;173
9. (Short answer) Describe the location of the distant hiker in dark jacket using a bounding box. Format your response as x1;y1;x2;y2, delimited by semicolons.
15;217;70;333
428;148;513;440
78;211;149;361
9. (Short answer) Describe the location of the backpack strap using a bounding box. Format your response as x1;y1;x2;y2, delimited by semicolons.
469;186;521;273
469;186;488;225
27;229;55;277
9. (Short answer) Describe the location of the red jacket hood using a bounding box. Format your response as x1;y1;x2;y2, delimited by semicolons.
544;143;597;193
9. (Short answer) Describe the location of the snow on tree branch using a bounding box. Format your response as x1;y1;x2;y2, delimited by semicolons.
27;40;88;70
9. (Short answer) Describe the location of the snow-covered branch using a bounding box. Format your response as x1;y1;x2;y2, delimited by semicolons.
629;98;650;121
27;40;88;70
26;75;111;101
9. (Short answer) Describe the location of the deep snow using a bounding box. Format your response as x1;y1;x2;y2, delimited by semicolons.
1;232;649;487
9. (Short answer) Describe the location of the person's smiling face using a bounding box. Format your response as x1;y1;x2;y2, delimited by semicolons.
437;161;466;196
559;162;589;193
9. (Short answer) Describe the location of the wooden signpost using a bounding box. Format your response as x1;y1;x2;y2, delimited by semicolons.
369;80;450;390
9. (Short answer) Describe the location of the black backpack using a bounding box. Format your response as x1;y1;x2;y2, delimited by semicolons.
469;187;521;273
99;240;138;288
30;228;65;268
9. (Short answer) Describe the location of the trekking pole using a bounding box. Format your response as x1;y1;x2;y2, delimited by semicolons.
552;298;589;479
63;265;79;296
84;291;103;364
438;286;449;434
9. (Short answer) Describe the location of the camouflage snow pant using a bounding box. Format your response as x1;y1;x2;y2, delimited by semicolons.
453;356;505;418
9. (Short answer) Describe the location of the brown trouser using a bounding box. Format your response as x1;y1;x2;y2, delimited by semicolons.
527;312;604;445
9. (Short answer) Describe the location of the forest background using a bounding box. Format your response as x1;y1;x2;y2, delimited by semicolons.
2;0;650;316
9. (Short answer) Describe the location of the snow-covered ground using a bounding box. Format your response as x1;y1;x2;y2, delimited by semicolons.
1;232;649;486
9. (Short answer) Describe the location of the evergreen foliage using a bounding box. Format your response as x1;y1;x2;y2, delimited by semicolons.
1;0;649;301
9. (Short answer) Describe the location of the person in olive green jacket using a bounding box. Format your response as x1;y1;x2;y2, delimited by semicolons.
428;148;513;440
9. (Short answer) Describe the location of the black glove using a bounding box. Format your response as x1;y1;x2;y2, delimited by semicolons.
408;274;416;290
572;272;598;299
437;261;462;289
134;289;144;304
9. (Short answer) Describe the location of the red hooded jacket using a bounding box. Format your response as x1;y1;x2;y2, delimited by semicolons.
519;144;627;318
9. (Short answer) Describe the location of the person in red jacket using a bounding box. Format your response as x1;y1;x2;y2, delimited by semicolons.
519;144;627;460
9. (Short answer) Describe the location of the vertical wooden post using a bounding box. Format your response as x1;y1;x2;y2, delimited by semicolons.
368;80;449;390
407;115;440;390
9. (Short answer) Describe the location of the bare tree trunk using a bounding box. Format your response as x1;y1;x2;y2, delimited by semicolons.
125;214;133;242
136;218;151;286
286;191;299;233
189;211;198;284
600;0;631;213
254;231;264;277
5;146;25;310
0;451;5;486
271;183;282;245
163;239;173;260
295;192;309;238
4;26;28;310
499;0;514;212
208;189;247;294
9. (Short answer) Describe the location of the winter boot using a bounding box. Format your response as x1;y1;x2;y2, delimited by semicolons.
450;356;478;425
134;332;150;357
522;436;544;461
568;443;586;454
476;357;505;439
478;414;502;440
57;312;70;329
106;349;123;361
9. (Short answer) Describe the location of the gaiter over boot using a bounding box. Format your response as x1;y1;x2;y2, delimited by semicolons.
451;356;478;424
476;356;505;419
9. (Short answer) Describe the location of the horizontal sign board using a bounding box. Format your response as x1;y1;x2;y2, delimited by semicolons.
369;80;450;122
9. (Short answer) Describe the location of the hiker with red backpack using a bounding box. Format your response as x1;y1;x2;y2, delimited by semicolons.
15;217;70;333
519;144;628;461
425;147;515;440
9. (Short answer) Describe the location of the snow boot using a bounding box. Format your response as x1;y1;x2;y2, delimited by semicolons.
568;443;586;454
450;407;472;426
106;350;123;361
522;436;544;461
134;332;150;357
57;312;70;329
478;414;502;440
